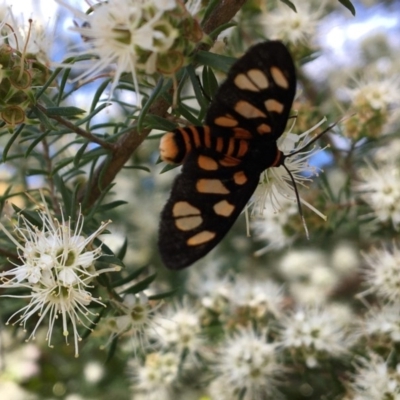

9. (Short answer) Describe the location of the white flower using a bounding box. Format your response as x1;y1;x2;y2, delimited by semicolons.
55;0;178;99
250;119;327;255
84;361;105;384
363;303;400;343
343;72;400;139
260;1;323;46
129;352;180;400
361;242;400;302
104;293;160;351
228;276;284;318
252;122;325;215
346;75;400;111
150;301;203;356
251;191;298;255
278;305;355;367
350;353;400;400
331;242;360;276
187;262;232;313
153;0;177;11
211;327;284;400
0;198;117;357
374;139;400;164
278;249;341;304
355;161;400;229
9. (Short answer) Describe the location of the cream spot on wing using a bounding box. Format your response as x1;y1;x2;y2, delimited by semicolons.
233;171;247;185
196;179;230;194
213;200;235;217
198;155;218;171
187;231;216;246
270;66;289;89
265;99;284;113
257;123;272;135
234;100;267;119
234;73;259;91
159;132;178;163
172;201;201;217
175;216;203;231
214;114;238;127
247;69;269;89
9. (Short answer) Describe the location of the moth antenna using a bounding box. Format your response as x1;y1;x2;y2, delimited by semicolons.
281;115;352;239
287;114;353;158
282;163;309;240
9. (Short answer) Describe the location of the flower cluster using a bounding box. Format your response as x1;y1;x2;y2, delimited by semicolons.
359;241;400;346
0;8;52;127
56;0;203;100
0;201;116;357
128;299;203;398
343;74;400;139
260;1;323;48
355;161;400;229
210;328;283;400
251;119;327;254
350;353;400;400
129;352;180;400
278;305;355;368
104;292;160;352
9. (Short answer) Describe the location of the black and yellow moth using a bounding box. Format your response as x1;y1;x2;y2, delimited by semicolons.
158;41;296;270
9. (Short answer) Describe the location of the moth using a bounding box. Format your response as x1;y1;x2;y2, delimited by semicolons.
158;41;296;270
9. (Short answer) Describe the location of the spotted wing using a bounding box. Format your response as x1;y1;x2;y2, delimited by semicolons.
158;41;296;270
158;146;260;270
206;40;296;140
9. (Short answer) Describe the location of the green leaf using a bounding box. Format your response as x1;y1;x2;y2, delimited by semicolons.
2;124;24;162
194;51;236;73
81;306;107;340
79;103;110;127
53;173;73;216
122;165;151;172
111;265;148;288
74;141;89;167
338;0;356;15
105;336;119;364
117;237;128;261
89;79;111;119
160;162;180;173
46;106;86;117
176;102;200;125
95;200;128;213
143;114;177;131
137;77;164;133
121;272;157;295
148;288;178;301
202;66;219;100
84;182;115;220
201;0;220;23
208;22;237;40
51;156;75;175
279;0;297;11
12;206;43;227
26;168;48;176
94;240;126;269
25;130;50;158
187;65;208;112
31;106;57;130
96;253;126;268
